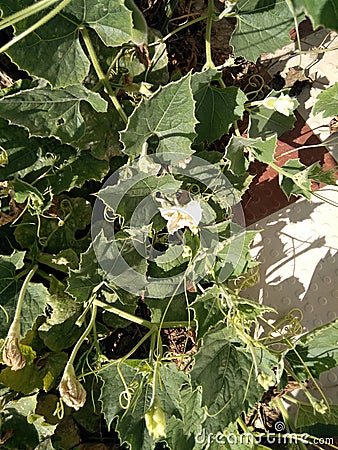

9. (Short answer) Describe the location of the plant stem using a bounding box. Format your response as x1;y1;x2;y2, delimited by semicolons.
161;14;209;43
94;299;154;329
13;265;38;324
0;0;74;54
66;303;97;370
80;27;128;124
0;0;61;31
274;398;308;450
94;299;195;330
204;0;215;69
285;0;302;66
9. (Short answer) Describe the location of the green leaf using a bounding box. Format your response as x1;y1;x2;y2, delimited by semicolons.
100;362;188;450
1;394;57;450
66;243;101;303
215;229;258;281
1;0;135;87
165;416;197;450
99;361;150;448
154;245;190;272
38;249;79;274
278;159;336;200
230;0;297;62
313;83;338;118
191;70;247;144
293;0;338;32
295;403;338;428
224;135;277;174
191;285;225;340
74;103;124;160
0;276;50;340
0;120;109;189
120;74;197;161
0;348;67;394
191;326;277;433
249;106;296;139
180;385;205;436
65;0;134;46
0;85;107;144
286;318;338;381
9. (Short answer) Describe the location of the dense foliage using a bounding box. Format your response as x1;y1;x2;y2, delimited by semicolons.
0;1;337;449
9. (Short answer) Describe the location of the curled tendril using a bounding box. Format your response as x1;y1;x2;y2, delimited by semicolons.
119;380;139;410
187;183;200;195
53;398;65;420
58;199;73;220
103;206;125;228
244;74;265;100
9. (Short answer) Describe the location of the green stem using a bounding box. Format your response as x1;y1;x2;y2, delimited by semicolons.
94;299;154;329
269;160;294;179
94;299;195;330
66;303;97;370
0;0;74;54
0;0;61;31
286;0;302;66
161;13;209;43
237;416;250;433
204;0;215;69
274;398;308;450
80;27;127;124
13;265;38;324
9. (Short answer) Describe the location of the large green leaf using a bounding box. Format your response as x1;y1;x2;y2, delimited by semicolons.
191;326;276;433
313;83;338;118
0;120;109;190
1;0;136;87
191;71;247;144
0;85;107;144
230;0;297;61
100;362;188;450
1;394;57;450
14;196;92;254
120;74;197;161
99;361;152;449
249;105;296;139
295;403;338;429
74;103;124;160
294;0;338;31
286;318;338;380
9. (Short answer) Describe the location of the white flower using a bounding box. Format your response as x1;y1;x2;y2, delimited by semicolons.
159;200;202;234
262;93;297;116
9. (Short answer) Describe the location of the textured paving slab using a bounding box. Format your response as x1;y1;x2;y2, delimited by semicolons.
243;186;338;406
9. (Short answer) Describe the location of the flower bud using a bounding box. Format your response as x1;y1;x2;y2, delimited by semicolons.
2;323;25;371
59;364;86;410
145;397;166;440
